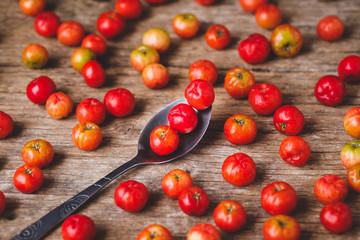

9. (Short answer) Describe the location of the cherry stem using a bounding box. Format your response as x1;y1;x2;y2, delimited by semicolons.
216;30;224;37
25;168;33;175
278;220;286;228
193;192;200;200
30;142;40;150
234;118;245;126
84;125;94;131
283;42;291;51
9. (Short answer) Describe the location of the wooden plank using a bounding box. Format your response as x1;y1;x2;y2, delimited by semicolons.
0;0;359;239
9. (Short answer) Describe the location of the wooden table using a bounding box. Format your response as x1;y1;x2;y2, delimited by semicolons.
1;0;359;239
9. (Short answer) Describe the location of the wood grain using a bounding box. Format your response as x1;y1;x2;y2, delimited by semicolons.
1;0;360;239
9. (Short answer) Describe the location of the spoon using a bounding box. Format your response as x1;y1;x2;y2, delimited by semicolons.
12;97;212;240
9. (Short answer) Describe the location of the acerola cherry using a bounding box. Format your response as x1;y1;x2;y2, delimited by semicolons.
97;11;126;39
22;43;48;69
205;24;231;50
103;88;136;118
314;75;346;107
57;21;85;46
34;11;60;38
184;80;215;110
238;33;270;64
19;0;45;16
317;15;345;41
338;55;360;83
188;59;218;85
248;82;283;115
81;34;107;57
255;4;282;29
150;125;179;155
26;76;56;104
81;60;106;88
172;13;200;39
273;105;305;136
0;111;14;139
167;103;198;133
239;0;268;12
115;0;142;19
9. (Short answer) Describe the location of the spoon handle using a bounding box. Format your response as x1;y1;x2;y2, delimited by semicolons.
12;155;143;240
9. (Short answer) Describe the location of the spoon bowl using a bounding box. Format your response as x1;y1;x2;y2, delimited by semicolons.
138;97;212;163
12;97;212;240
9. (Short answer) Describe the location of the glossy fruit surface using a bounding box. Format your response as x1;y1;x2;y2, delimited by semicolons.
142;28;171;53
320;202;352;233
13;164;44;194
187;223;221;240
248;83;282;115
341;140;360;169
224;68;255;99
317;15;345;41
72;123;103;151
172;13;200;39
71;47;96;73
114;180;149;212
19;0;45;16
205;24;231;50
0;111;14;139
167;103;198;133
57;21;85;46
0;191;5;215
222;153;256;186
76;98;106;125
46;92;73;119
162;169;193;199
150;125;179;155
255;4;282;29
115;0;142;19
314;174;348;205
130;45;160;72
213;200;246;232
279;136;311;167
97;11;126;39
22;43;48;69
21;139;54;168
81;60;106;88
184;80;215;110
261;181;297;215
62;214;96;240
103;88;135;118
195;0;216;5
314;75;346;106
188;60;218;85
270;24;303;57
81;34;107;57
137;224;172;240
273;105;305;136
344;107;360;139
178;186;209;216
263;215;300;240
142;63;169;89
26;76;56;104
338;55;360;83
238;33;270;64
239;0;268;12
347;164;360;192
224;114;257;145
34;11;60;37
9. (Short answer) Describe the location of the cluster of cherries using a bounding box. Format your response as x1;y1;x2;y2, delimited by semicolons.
1;0;360;240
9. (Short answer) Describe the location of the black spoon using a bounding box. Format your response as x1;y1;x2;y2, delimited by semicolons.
12;97;212;240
